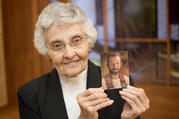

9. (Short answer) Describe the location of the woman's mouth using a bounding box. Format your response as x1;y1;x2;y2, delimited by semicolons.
63;60;80;66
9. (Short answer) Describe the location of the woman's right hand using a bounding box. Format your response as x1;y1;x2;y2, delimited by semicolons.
77;87;113;119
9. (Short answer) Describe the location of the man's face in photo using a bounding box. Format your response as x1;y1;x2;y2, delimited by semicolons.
108;55;122;75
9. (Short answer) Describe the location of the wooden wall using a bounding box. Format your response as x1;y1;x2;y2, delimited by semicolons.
2;0;51;105
0;0;7;107
136;83;179;119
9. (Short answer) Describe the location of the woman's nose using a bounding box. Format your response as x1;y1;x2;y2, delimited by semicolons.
63;44;75;59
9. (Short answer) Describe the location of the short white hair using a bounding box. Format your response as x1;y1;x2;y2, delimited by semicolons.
34;2;97;55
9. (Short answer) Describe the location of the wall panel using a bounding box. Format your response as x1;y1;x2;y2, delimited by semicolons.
0;0;7;107
2;0;51;104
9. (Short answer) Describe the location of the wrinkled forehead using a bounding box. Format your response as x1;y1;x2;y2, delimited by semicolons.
45;23;84;42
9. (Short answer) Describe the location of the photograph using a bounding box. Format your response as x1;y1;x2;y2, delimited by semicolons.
101;51;129;89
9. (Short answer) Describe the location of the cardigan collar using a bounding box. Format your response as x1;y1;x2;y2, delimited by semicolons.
44;60;101;119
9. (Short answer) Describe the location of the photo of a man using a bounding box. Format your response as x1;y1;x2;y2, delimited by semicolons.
101;52;129;90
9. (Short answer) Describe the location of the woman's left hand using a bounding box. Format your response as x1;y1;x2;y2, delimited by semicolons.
119;85;150;119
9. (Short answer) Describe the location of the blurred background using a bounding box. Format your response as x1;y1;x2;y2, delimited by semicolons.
0;0;179;119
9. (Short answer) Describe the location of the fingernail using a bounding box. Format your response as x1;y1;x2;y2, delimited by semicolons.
119;91;124;94
110;100;114;103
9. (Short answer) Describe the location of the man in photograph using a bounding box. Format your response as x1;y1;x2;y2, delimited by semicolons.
102;52;129;89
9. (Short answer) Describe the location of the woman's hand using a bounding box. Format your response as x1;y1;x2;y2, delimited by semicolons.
119;86;150;119
77;87;113;119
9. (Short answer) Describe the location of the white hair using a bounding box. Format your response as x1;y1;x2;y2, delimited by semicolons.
34;2;97;55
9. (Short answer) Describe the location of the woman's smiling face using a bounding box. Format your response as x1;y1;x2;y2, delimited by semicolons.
45;23;90;77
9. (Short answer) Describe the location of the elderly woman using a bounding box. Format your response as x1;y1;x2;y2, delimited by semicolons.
17;2;149;119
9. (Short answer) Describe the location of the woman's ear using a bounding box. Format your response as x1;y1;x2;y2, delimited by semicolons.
88;44;91;53
45;53;52;62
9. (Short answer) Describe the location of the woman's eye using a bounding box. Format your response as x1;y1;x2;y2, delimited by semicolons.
73;38;81;43
55;44;60;47
52;43;63;50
